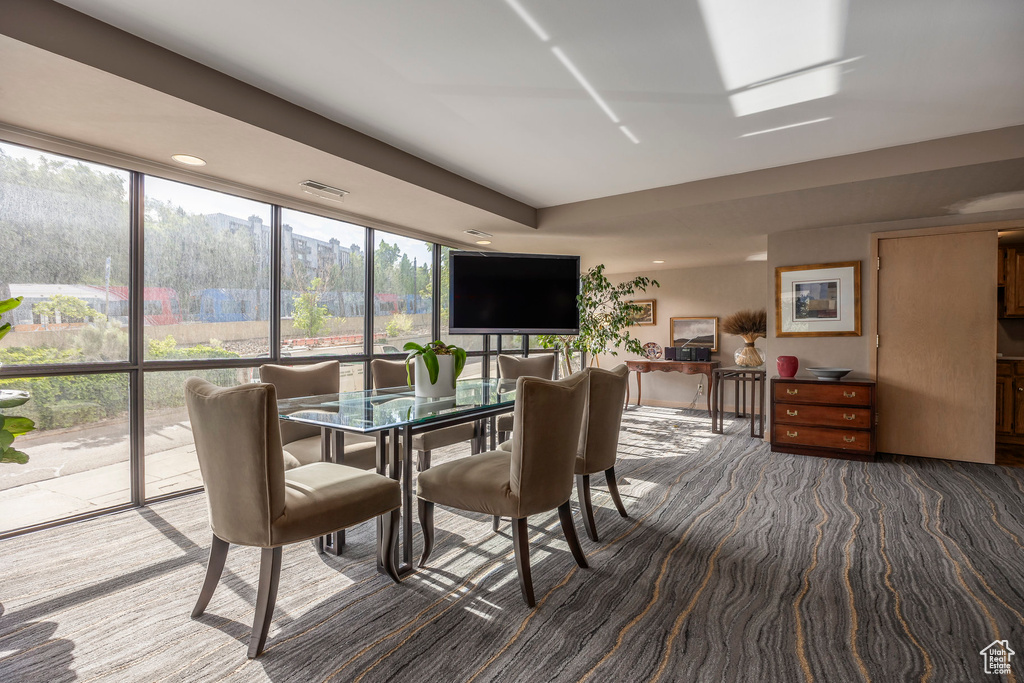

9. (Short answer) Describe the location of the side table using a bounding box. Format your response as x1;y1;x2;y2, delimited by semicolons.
711;367;766;438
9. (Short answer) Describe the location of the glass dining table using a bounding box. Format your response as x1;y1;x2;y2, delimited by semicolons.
278;378;518;577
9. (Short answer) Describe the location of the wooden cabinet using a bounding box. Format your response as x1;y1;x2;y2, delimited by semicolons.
999;247;1024;317
771;377;876;460
995;360;1024;441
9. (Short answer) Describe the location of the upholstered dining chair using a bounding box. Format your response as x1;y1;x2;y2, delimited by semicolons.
184;378;401;658
259;360;377;471
416;371;591;607
370;358;479;470
574;364;630;542
495;354;557;442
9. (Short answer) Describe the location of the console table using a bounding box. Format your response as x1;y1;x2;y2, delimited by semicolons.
624;359;720;416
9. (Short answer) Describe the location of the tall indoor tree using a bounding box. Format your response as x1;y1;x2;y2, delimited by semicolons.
538;264;659;376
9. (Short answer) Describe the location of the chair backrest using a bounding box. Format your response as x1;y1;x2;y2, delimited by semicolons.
371;358;412;389
498;354;556;381
259;361;339;445
578;364;629;474
510;371;590;517
184;378;286;547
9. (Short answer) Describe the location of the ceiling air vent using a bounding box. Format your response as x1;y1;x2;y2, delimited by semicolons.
464;229;492;238
300;180;348;203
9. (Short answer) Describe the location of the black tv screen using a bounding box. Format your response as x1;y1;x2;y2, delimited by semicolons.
449;252;580;334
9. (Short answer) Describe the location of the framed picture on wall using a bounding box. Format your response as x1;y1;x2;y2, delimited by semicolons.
669;317;718;351
775;261;861;337
628;299;657;326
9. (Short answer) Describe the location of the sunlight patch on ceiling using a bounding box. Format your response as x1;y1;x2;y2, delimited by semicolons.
698;0;849;117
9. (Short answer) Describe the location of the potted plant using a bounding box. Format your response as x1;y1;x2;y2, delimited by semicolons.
721;309;767;367
0;296;35;464
403;340;467;398
537;264;659;376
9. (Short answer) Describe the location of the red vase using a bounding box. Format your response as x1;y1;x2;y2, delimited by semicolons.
777;356;799;378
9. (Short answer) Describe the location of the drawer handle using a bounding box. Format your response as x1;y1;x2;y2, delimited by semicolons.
843;413;856;420
843;391;857;398
843;436;856;443
787;409;798;416
787;389;799;395
787;430;799;438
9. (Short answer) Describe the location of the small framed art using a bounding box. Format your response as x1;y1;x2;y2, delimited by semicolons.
629;299;657;326
669;317;718;352
775;261;861;337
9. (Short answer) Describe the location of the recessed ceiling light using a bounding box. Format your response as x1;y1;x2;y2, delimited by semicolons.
476;240;492;245
653;260;665;264
171;154;206;166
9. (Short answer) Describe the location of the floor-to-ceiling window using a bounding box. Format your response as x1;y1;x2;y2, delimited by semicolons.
0;137;555;537
0;142;133;532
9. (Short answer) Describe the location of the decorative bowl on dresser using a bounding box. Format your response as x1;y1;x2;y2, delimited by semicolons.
770;376;876;460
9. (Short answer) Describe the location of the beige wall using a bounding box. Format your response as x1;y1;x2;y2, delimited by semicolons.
597;262;768;410
765;210;1024;380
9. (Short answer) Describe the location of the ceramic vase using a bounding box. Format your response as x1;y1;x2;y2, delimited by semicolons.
413;354;456;398
777;355;799;378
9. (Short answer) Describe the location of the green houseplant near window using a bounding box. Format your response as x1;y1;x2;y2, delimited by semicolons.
404;340;467;398
538;264;659;377
0;296;35;464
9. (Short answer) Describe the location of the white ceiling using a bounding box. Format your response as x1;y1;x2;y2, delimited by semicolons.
53;0;1024;208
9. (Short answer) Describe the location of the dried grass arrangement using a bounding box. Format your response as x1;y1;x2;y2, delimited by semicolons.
722;309;767;367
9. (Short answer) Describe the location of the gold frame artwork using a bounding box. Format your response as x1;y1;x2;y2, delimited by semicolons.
669;316;719;352
775;261;862;337
629;299;657;326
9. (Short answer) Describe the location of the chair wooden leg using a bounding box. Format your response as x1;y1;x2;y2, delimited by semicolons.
492;515;500;532
558;501;589;569
576;474;599;542
247;546;282;659
418;499;435;568
191;534;229;618
605;466;628;518
512;517;535;607
418;449;431;471
381;510;402;583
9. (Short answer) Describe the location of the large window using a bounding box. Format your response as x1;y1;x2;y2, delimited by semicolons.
144;177;273;359
0;137;529;538
0;142;131;365
373;232;432;350
280;209;366;357
0;373;130;533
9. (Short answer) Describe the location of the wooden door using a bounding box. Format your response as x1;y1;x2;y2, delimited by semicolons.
1008;248;1024;316
876;230;996;462
996;374;1012;435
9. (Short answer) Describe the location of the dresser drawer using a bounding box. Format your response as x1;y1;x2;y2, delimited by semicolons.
774;402;871;429
773;382;871;406
774;425;871;452
998;361;1014;377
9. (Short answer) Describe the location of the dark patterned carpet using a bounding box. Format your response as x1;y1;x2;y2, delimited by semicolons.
1;407;1022;682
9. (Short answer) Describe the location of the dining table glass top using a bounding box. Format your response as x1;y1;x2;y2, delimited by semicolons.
277;378;518;433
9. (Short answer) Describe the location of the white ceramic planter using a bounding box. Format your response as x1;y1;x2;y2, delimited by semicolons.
413;354;456;398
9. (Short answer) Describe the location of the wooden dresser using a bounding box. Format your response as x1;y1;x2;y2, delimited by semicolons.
770;377;876;460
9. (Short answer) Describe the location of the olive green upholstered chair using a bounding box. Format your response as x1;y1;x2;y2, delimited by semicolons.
369;358;480;470
574;364;630;542
495;354;557;442
185;378;402;659
259;361;377;471
416;371;591;607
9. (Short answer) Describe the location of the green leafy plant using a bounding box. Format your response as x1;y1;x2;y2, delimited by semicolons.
403;340;467;387
1;296;35;463
292;277;333;338
32;294;100;324
538;264;659;376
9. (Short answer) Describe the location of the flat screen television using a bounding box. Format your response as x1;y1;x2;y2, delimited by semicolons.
449;252;580;334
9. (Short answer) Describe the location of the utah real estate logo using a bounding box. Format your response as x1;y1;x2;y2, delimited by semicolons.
980;640;1015;675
